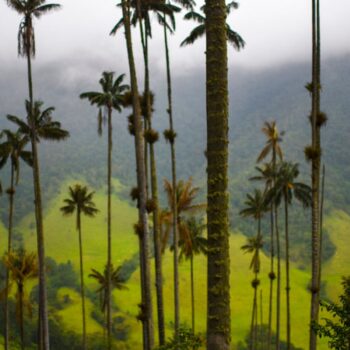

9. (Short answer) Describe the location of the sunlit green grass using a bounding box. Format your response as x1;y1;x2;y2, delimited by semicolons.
2;182;349;349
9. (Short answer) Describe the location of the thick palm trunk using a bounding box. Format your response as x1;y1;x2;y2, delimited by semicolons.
284;198;291;350
77;211;87;350
122;1;154;348
149;136;165;345
309;0;321;348
267;205;275;350
190;255;195;334
205;0;230;348
106;105;113;350
25;29;49;350
4;164;15;350
163;21;180;338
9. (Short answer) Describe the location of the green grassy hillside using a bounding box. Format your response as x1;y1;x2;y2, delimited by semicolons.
2;180;348;349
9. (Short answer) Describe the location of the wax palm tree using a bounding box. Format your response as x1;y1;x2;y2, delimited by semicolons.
0;129;32;350
120;0;154;348
257;120;283;350
250;163;276;350
6;1;62;347
89;264;128;321
241;235;264;350
60;184;99;350
240;189;267;350
4;249;38;350
180;2;245;49
178;217;207;334
205;1;241;348
162;178;206;250
267;162;311;350
80;71;128;348
7;100;68;349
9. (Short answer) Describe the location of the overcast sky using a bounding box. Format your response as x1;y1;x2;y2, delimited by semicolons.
0;0;349;75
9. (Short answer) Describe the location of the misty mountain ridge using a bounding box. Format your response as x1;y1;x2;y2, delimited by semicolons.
0;54;349;265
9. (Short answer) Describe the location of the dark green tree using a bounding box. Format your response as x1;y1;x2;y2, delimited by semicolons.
7;100;68;349
80;71;128;349
5;1;62;347
179;217;207;334
257;121;283;350
60;184;99;350
4;249;38;350
267;162;311;350
313;276;350;350
240;189;267;350
120;0;154;348
0;129;32;350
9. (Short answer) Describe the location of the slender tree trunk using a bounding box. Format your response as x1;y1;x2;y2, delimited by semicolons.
25;26;49;350
275;206;281;350
106;105;113;350
260;290;263;350
267;205;275;350
309;0;321;348
122;1;154;348
318;165;325;289
190;255;195;334
19;285;25;350
284;197;291;350
205;0;230;348
141;19;165;345
77;210;87;350
164;23;180;339
250;281;258;350
4;164;15;350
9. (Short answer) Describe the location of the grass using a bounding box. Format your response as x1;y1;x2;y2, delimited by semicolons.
2;180;349;349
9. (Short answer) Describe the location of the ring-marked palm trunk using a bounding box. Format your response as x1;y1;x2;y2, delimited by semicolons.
284;196;291;350
106;104;113;350
309;0;322;348
77;210;87;350
205;0;230;348
121;0;154;348
267;206;275;350
163;15;180;339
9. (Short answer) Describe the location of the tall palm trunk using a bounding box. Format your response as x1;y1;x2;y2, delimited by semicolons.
106;104;113;350
249;280;258;350
309;0;321;348
267;205;275;350
275;206;281;350
149;133;165;345
205;0;230;347
190;255;195;334
77;210;87;350
284;196;291;350
25;22;50;350
163;19;180;338
4;164;15;350
260;290;263;349
121;1;154;348
141;20;165;345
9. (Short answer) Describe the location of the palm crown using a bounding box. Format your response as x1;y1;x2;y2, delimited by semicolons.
0;130;33;185
181;1;245;49
60;184;99;230
89;264;128;312
7;100;69;142
239;189;269;221
6;0;61;57
241;235;263;274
